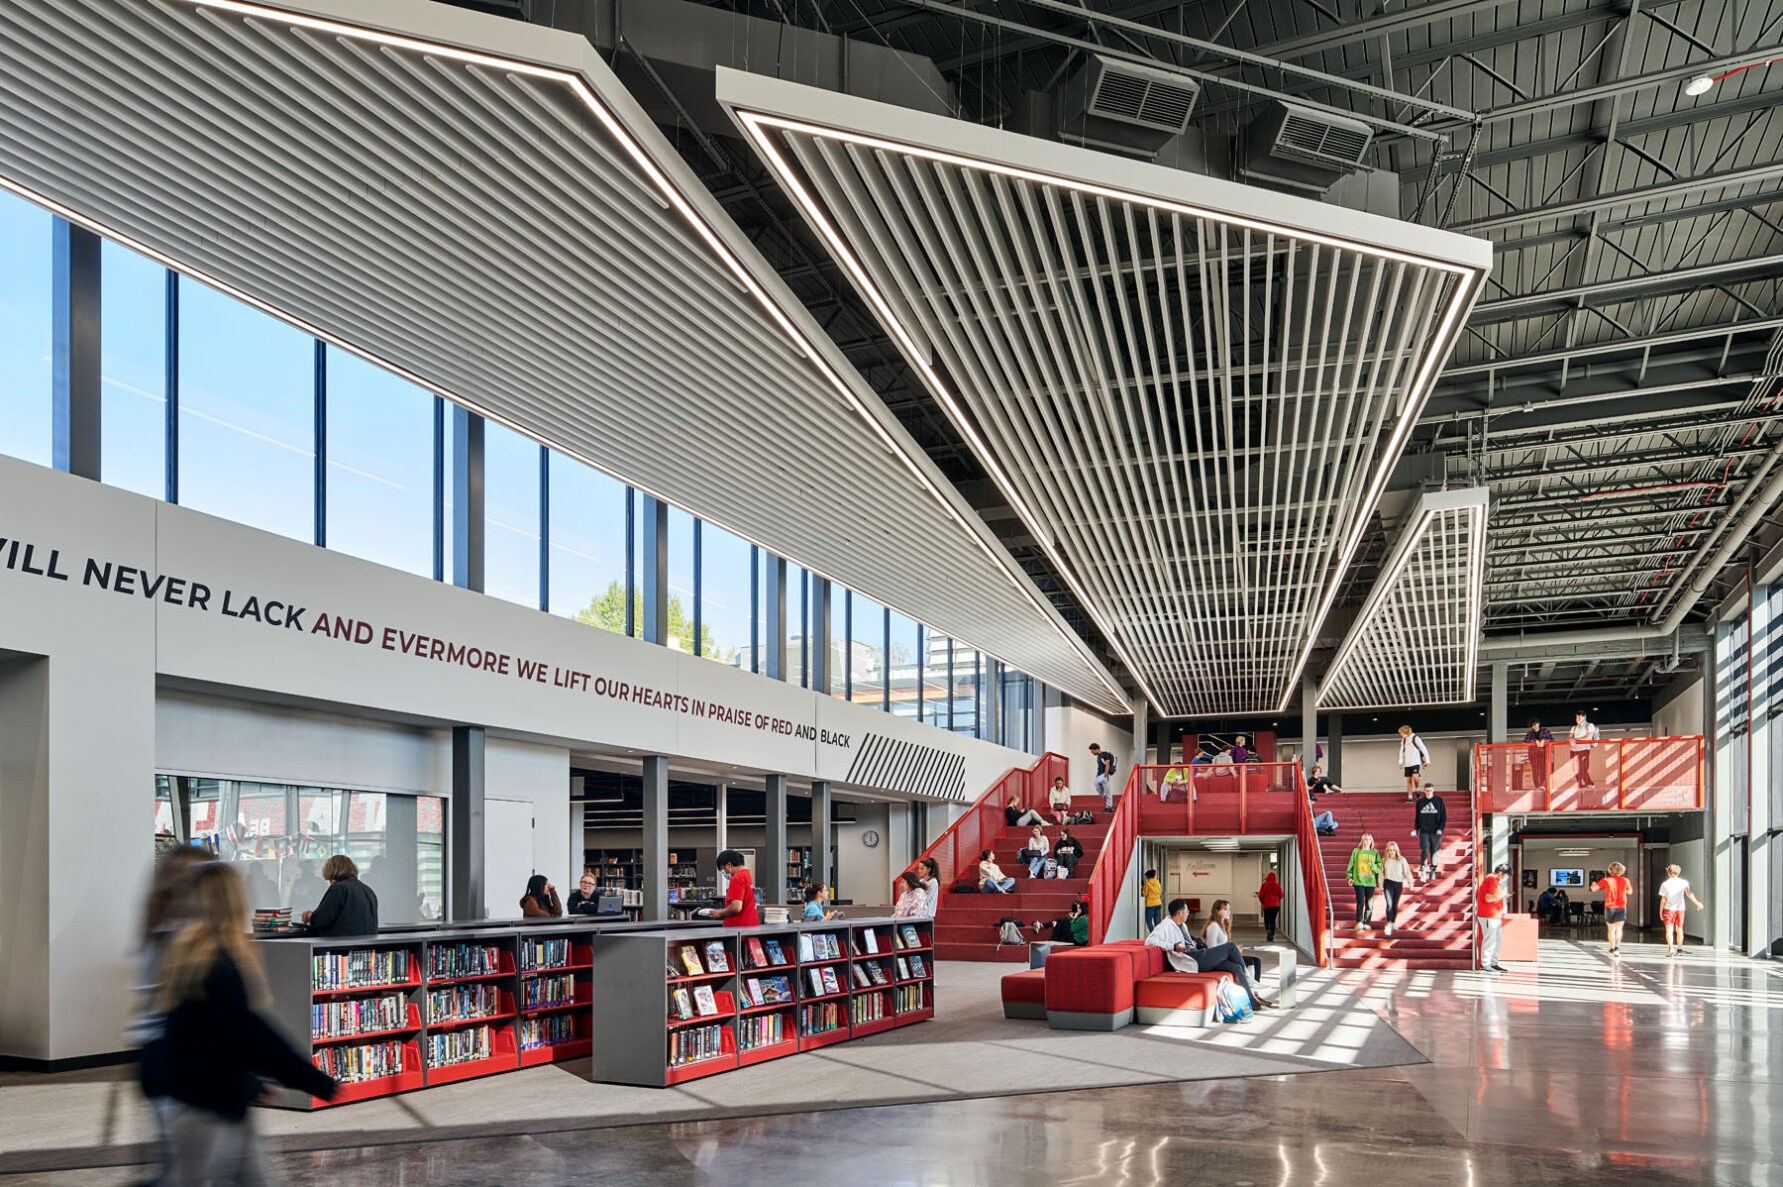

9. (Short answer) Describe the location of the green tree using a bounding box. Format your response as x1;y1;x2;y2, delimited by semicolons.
576;579;720;657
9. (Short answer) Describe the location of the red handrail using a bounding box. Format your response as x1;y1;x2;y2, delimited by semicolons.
1086;765;1144;945
1473;735;1703;813
1291;780;1334;968
895;750;1069;900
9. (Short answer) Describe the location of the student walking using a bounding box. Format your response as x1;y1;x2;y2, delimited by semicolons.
1568;711;1601;788
1346;833;1382;929
1657;864;1705;957
1593;862;1633;955
1477;862;1510;973
1397;726;1432;800
1089;743;1118;810
1142;868;1164;931
1378;841;1415;936
1412;785;1447;879
1257;872;1284;942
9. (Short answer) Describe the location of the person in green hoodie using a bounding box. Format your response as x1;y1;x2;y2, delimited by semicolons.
1346;833;1382;929
1031;900;1090;946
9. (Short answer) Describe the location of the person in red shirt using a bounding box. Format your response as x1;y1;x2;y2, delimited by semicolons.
1592;862;1633;956
699;850;760;929
1476;862;1509;973
1257;873;1285;943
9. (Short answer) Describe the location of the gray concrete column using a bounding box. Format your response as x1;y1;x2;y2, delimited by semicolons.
1130;695;1149;769
1489;662;1508;742
810;781;832;889
382;795;420;925
1704;659;1727;949
51;220;101;482
1301;675;1317;780
448;726;485;921
811;581;832;693
641;756;668;921
714;782;728;853
1328;713;1344;782
641;497;668;646
765;556;787;681
764;775;789;905
451;407;484;593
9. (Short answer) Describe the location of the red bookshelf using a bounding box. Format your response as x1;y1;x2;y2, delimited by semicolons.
317;1039;424;1107
426;1027;519;1087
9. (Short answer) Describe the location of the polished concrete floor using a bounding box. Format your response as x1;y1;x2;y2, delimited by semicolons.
7;938;1781;1185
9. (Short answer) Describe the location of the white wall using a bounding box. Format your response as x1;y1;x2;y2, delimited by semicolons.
1654;674;1705;738
157;692;447;792
1162;851;1272;921
1043;701;1134;799
835;803;894;907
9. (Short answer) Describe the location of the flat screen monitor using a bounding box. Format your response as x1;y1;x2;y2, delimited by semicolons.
1550;868;1584;887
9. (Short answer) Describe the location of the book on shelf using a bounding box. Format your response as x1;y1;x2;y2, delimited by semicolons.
520;938;572;971
896;984;926;1013
312;949;411;991
703;941;731;973
865;962;889;987
746;937;768;967
312;1039;404;1082
807;967;825;995
678;946;705;976
862;929;878;954
899;925;921;950
668;1022;727;1066
799;1000;843;1035
760;976;794;1005
764;939;787;966
521;974;575;1010
671;988;695;1021
426;1023;493;1068
848;934;862;957
312;993;406;1039
692;985;719;1016
850;964;871;989
739;1011;788;1051
909;955;928;979
796;933;815;962
744;978;766;1007
820;967;841;995
896;957;910;982
427;944;502;980
824;934;843;960
520;1014;577;1050
426;983;502;1023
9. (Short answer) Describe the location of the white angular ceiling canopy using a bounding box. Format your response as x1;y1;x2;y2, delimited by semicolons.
0;0;1130;713
720;71;1492;717
1317;487;1490;711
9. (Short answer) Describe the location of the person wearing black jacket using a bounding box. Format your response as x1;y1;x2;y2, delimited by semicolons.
303;854;379;936
155;862;336;1182
1413;786;1448;880
1053;829;1085;877
566;871;606;916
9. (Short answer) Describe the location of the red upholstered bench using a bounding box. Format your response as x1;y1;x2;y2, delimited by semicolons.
1134;971;1232;1027
1042;943;1167;1030
1000;969;1047;1020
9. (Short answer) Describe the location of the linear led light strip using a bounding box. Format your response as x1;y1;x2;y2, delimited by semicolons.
735;108;1485;717
28;0;1129;712
1316;501;1488;708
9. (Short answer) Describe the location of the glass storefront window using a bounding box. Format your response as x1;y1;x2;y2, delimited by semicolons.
325;347;435;578
952;646;981;737
850;592;887;708
888;611;920;718
484;422;541;608
921;631;951;728
831;582;847;697
0;192;52;466
550;452;628;632
100;240;167;499
177;277;314;541
788;565;809;686
700;522;752;667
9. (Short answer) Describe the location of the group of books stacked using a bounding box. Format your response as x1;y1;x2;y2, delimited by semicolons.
312;1039;404;1083
850;993;889;1025
738;1012;789;1051
428;943;501;979
798;1000;843;1036
742;936;790;968
796;932;844;962
425;983;502;1023
313;948;411;991
741;975;794;1006
802;965;842;996
668;1022;727;1067
252;907;292;932
519;1014;578;1051
426;1023;493;1067
522;973;576;1010
894;984;927;1014
672;941;731;978
669;984;723;1020
312;992;406;1039
519;938;574;971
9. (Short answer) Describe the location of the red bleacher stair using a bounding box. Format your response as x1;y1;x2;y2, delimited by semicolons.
1321;790;1477;971
932;794;1112;963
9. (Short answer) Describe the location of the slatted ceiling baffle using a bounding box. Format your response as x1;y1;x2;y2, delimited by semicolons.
1317;489;1490;711
0;0;1132;714
725;72;1491;717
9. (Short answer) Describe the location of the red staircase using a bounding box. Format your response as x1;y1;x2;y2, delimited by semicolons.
1320;791;1477;971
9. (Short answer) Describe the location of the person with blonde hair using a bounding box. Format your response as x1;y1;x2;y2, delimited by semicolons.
1397;725;1431;800
1346;833;1382;930
156;862;336;1181
1592;861;1634;956
1657;864;1704;957
301;853;379;936
1379;840;1417;937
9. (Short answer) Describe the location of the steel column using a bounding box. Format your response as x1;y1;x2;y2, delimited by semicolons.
50;219;101;482
641;756;668;922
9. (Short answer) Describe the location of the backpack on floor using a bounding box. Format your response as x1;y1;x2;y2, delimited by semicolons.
953;878;979;894
1042;857;1060;879
996;918;1026;947
1214;978;1253;1024
1069;810;1096;825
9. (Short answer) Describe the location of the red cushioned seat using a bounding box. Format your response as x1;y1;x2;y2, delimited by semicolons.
1134;971;1231;1027
1000;969;1047;1020
1043;947;1135;1031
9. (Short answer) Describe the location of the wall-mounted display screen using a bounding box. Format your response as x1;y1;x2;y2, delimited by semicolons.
1550;868;1585;887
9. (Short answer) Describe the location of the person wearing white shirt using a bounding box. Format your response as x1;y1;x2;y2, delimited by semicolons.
1019;826;1051;879
1657;864;1704;957
1397;725;1431;800
1144;899;1274;1010
1200;899;1263;986
916;857;941;917
1568;711;1601;788
1046;777;1073;825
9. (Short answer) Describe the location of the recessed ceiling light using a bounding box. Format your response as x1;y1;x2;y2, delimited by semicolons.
1684;75;1715;96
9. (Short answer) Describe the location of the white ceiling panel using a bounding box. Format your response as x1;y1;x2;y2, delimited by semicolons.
0;0;1130;712
721;71;1492;716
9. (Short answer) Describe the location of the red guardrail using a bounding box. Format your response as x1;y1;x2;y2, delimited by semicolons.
1086;764;1143;945
1134;762;1304;834
896;751;1068;899
1291;777;1333;968
1473;736;1703;813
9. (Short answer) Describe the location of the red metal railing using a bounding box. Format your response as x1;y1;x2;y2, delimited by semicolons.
1086;764;1144;945
1134;762;1304;834
1474;736;1703;813
1291;778;1334;968
896;751;1068;898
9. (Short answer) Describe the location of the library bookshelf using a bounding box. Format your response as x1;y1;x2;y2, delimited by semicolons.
259;918;702;1109
589;917;935;1088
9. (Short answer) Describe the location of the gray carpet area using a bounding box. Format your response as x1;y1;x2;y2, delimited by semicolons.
0;962;1425;1175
